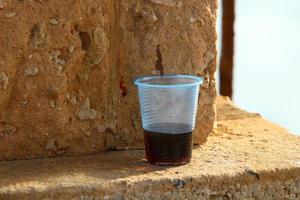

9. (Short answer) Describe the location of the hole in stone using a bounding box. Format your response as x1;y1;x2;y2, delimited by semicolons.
91;8;96;14
79;31;91;51
45;85;58;100
74;24;79;31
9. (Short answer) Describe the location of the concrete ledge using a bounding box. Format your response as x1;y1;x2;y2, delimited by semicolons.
0;97;299;199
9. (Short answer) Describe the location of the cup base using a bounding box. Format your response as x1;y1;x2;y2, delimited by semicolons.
148;160;191;166
144;127;193;166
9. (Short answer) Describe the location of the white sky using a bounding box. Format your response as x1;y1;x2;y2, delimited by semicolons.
233;0;300;135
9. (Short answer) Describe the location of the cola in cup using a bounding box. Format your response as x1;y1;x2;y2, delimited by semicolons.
134;75;203;166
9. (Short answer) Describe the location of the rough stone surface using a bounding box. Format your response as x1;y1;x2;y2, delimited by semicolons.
0;0;217;160
24;66;39;77
0;72;8;90
76;98;97;121
0;98;299;199
114;0;218;149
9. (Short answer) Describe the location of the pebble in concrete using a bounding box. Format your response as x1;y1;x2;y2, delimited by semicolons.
49;17;58;25
0;72;8;90
5;12;16;18
68;45;75;53
24;66;39;77
76;98;97;120
0;122;16;136
30;21;47;48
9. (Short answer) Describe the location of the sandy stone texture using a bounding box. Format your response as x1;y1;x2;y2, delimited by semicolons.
0;97;299;199
0;0;217;160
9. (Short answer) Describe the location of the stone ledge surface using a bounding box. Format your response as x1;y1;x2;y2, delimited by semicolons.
0;97;299;200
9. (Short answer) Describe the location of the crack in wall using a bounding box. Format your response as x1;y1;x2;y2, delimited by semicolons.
155;45;164;75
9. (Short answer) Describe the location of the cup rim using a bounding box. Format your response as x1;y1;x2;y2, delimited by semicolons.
134;74;203;88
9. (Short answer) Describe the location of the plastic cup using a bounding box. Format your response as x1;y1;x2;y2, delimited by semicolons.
134;75;203;165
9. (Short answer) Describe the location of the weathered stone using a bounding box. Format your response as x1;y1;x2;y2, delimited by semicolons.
56;58;66;65
0;122;16;136
0;0;217;160
49;49;61;64
97;125;106;133
0;101;299;199
296;179;300;190
20;99;28;105
76;98;97;121
56;65;63;74
84;131;91;137
68;45;75;53
45;85;58;99
28;54;33;60
0;0;3;10
49;17;58;25
85;25;109;66
49;100;55;108
45;139;58;151
114;0;218;150
134;3;158;30
290;194;297;200
30;21;47;48
24;66;39;77
149;0;183;8
0;72;8;90
70;96;77;105
5;12;16;18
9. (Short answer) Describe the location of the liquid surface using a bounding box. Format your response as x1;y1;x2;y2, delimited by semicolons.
143;123;193;166
144;122;193;134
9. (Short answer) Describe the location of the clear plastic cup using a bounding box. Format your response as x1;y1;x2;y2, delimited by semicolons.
134;75;203;165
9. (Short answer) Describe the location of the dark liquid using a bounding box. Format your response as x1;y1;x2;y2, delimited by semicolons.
143;123;193;166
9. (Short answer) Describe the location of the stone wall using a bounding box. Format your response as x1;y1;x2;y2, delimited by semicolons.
0;0;217;160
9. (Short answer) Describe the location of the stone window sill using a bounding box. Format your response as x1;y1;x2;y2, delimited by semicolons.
0;96;299;199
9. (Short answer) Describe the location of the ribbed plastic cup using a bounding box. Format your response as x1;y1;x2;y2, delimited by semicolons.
134;75;203;165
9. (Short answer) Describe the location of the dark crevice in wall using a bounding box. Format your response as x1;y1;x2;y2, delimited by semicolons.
79;31;91;51
155;45;164;75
